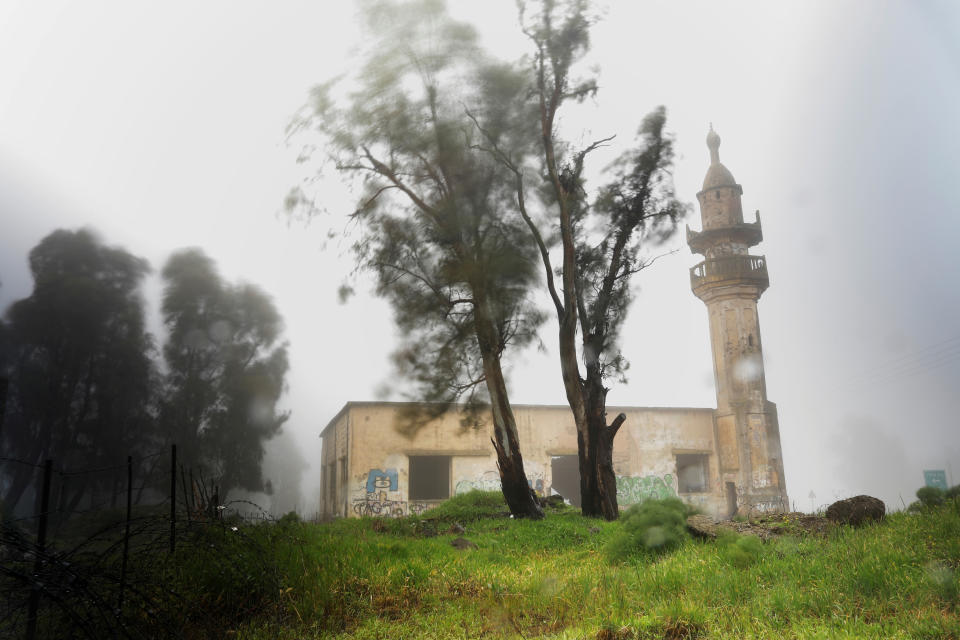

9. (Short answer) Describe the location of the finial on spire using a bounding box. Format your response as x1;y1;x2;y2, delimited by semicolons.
706;124;721;164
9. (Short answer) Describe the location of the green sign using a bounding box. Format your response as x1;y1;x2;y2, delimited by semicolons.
923;470;948;490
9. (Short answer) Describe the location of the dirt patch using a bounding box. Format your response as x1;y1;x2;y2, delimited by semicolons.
688;512;835;541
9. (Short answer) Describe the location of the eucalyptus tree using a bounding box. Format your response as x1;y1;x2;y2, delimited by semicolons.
160;249;289;495
1;229;156;513
291;0;545;517
473;0;684;518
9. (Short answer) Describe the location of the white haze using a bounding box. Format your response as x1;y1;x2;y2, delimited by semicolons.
1;1;958;515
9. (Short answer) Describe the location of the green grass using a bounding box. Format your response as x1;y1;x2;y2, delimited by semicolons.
165;493;960;639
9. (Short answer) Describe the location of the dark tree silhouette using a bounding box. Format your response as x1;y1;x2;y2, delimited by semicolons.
0;229;156;513
159;249;289;496
290;0;545;518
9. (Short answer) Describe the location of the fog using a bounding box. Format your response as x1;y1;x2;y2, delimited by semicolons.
1;1;958;515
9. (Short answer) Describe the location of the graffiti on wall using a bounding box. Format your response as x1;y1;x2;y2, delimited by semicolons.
351;469;441;517
531;476;544;495
366;468;398;493
455;470;501;495
616;473;677;506
409;503;433;516
734;485;785;515
353;468;407;517
352;497;408;517
454;471;544;496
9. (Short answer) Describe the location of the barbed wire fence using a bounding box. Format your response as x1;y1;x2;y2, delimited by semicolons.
0;441;286;640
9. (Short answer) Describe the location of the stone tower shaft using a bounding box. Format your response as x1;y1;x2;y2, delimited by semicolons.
687;126;788;515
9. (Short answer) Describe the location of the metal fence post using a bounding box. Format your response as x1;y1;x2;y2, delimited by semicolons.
170;444;177;554
25;459;52;640
117;456;133;616
180;466;191;526
0;375;8;434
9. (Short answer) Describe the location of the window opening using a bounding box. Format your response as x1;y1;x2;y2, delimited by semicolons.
409;456;451;501
676;454;709;493
325;463;336;510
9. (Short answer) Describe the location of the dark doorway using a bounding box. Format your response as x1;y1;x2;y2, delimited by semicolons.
551;455;581;507
726;481;738;517
409;456;451;501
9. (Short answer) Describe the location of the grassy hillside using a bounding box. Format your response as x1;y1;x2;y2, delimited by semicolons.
201;492;960;639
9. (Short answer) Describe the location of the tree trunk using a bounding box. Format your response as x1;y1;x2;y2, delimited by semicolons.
474;298;543;520
579;367;626;520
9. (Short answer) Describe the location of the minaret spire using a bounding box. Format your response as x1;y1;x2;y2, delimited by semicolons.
687;126;788;517
707;123;721;164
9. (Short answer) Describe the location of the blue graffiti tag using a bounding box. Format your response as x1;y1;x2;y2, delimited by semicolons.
366;468;398;493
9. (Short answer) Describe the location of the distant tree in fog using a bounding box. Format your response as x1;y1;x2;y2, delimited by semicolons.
0;229;156;513
159;249;289;495
262;428;308;515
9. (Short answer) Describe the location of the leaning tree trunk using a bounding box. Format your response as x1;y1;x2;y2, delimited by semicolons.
474;299;543;520
580;366;626;520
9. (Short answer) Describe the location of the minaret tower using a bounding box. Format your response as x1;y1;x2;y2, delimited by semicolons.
687;126;788;516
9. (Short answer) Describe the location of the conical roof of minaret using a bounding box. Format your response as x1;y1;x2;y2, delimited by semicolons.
701;124;738;190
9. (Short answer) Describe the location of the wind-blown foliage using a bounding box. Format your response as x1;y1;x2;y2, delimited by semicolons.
291;0;545;517
577;109;685;383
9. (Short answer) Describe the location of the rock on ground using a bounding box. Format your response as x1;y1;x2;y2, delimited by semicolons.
450;537;477;550
686;514;722;539
825;495;885;527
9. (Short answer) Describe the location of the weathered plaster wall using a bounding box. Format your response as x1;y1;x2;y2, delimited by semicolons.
346;403;492;518
612;407;721;514
319;410;350;517
323;402;730;519
706;296;766;413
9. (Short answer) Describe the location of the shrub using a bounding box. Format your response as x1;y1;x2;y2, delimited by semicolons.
717;530;764;568
926;561;958;606
604;497;691;562
946;484;960;500
279;511;301;526
422;490;508;522
917;486;946;508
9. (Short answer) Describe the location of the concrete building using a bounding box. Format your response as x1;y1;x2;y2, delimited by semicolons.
319;129;789;519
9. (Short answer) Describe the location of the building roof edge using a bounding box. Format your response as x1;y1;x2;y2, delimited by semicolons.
319;401;715;435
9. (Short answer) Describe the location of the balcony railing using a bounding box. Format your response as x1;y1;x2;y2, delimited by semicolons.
690;254;769;290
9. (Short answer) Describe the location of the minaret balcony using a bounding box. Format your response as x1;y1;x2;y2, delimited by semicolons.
690;255;769;292
686;218;763;256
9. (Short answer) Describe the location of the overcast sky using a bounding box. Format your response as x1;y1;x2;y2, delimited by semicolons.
1;1;958;513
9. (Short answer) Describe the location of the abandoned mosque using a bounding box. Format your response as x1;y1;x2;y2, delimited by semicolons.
319;129;789;520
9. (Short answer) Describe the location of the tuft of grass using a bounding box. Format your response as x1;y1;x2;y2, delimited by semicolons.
418;490;508;522
604;497;692;562
716;529;763;568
